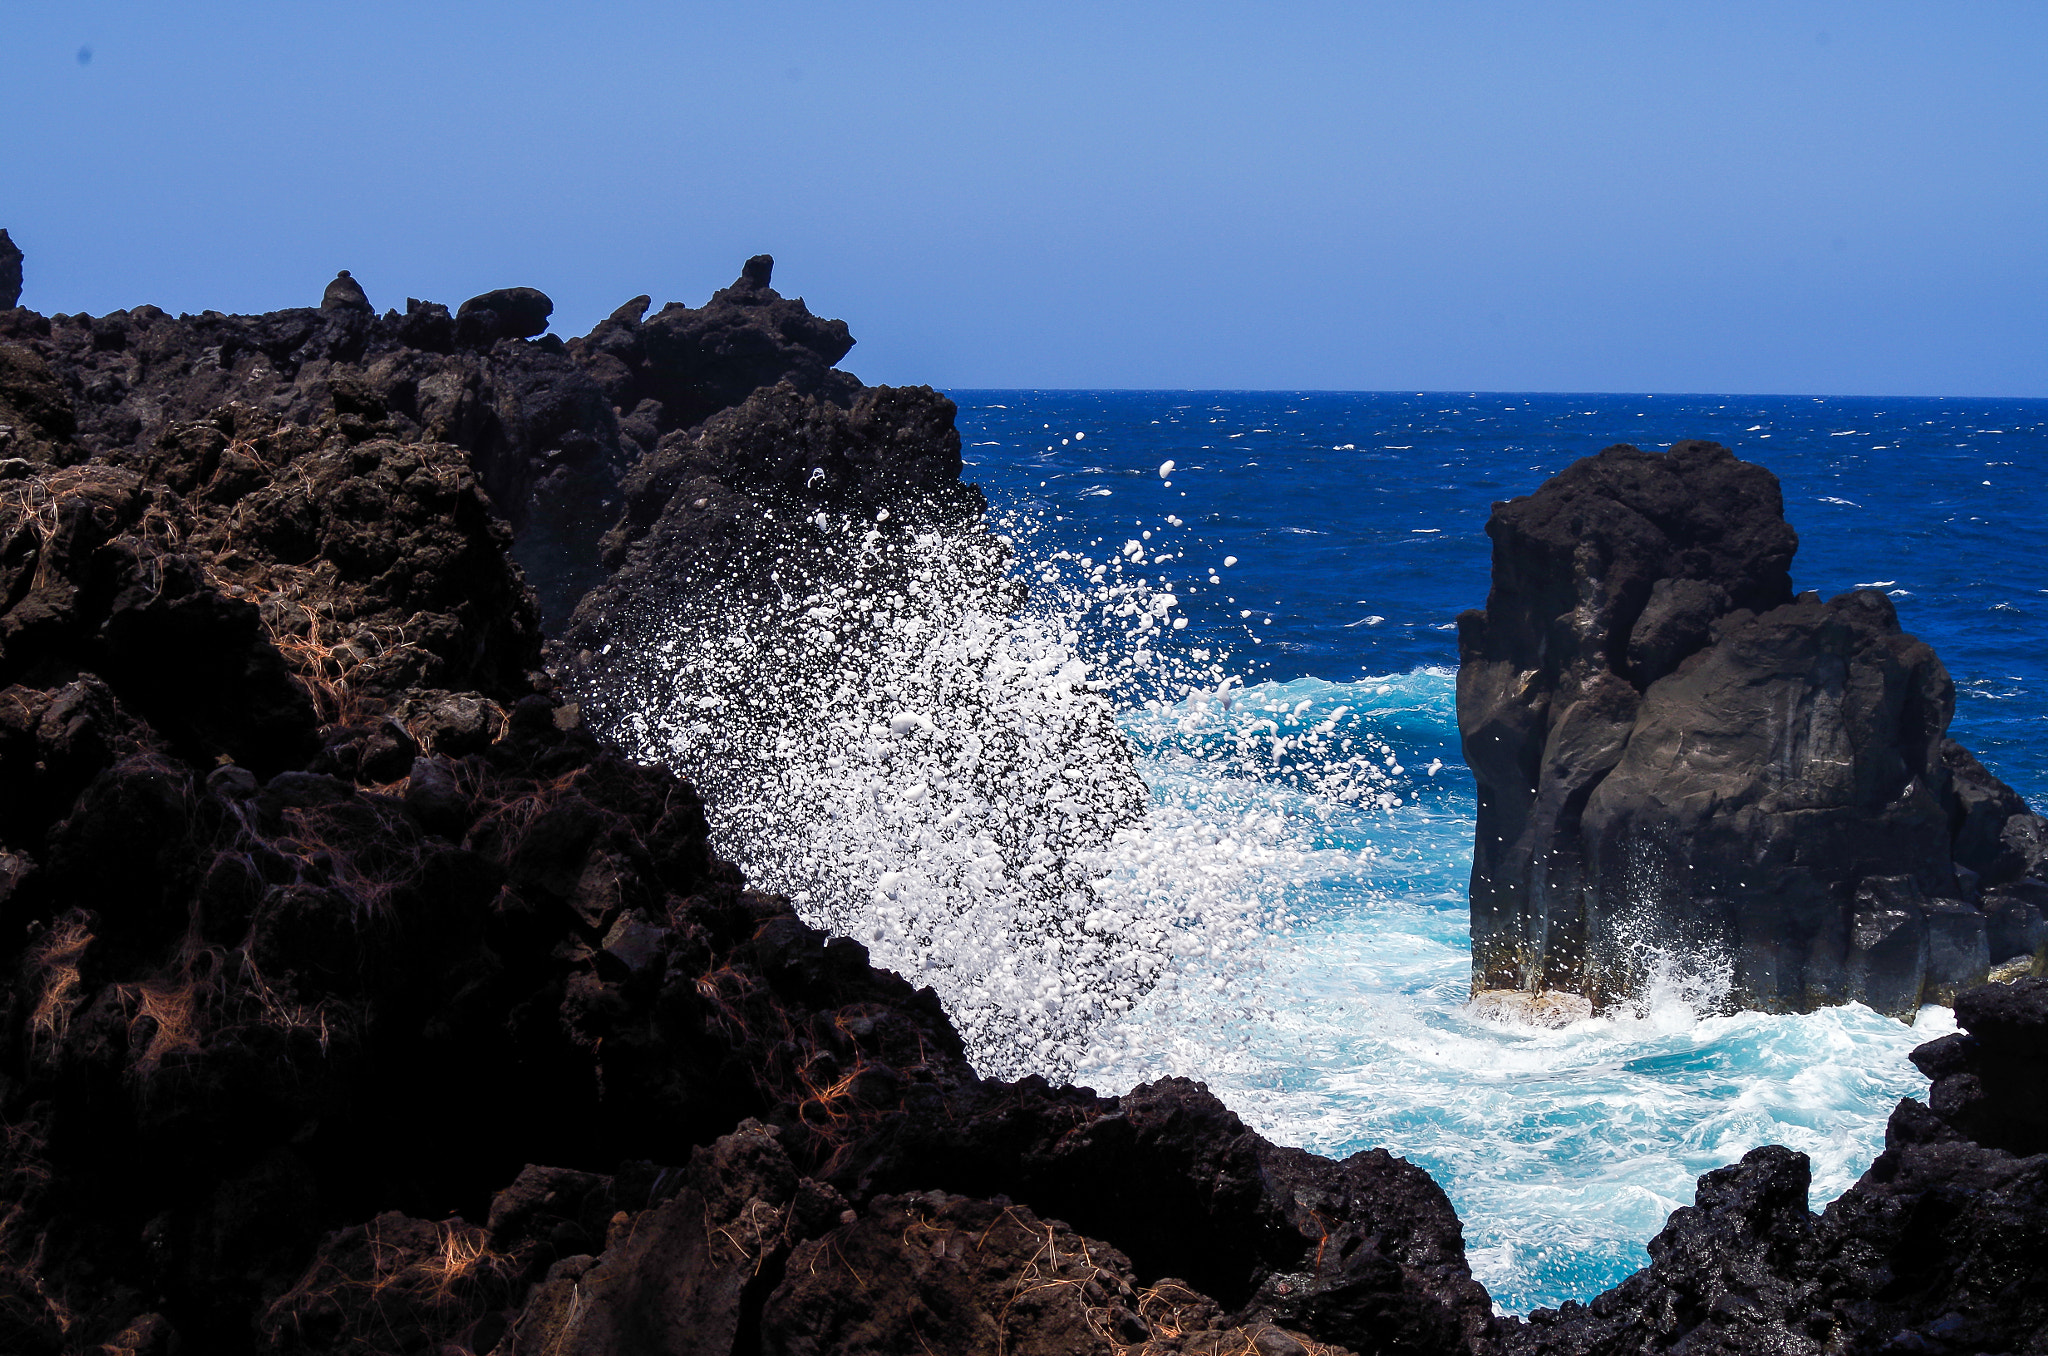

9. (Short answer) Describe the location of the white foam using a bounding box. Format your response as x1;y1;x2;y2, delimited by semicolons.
599;497;1320;1080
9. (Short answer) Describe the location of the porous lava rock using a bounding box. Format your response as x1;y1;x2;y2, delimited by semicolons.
835;1075;1497;1355
0;342;79;464
1458;440;2043;1015
624;253;859;432
3;240;1494;1356
0;249;867;628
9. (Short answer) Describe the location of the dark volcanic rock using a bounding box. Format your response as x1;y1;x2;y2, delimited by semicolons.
758;1190;1346;1356
1458;440;2038;1015
1;256;870;629
563;378;982;669
1;339;79;463
1503;1145;1828;1356
0;405;544;750
319;270;371;315
1912;975;2048;1154
0;254;1488;1356
0;228;21;309
1499;978;2048;1355
627;253;860;432
456;285;554;345
834;1075;1495;1355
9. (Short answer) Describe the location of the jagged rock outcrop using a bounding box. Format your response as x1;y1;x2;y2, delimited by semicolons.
1459;440;2044;1015
1498;977;2048;1355
836;1076;1496;1354
0;249;866;628
262;1118;1371;1356
603;253;860;431
0;229;22;310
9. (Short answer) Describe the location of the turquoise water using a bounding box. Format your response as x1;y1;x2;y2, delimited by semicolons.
1074;671;1949;1313
951;392;2040;1312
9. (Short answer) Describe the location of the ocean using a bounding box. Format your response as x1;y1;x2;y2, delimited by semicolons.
616;390;2047;1315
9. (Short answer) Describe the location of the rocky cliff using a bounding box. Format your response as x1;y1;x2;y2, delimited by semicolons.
1458;441;2047;1017
0;230;22;311
1;244;1488;1355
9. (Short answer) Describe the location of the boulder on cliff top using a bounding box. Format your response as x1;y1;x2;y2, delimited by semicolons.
319;269;371;314
456;284;553;344
1459;440;2037;1017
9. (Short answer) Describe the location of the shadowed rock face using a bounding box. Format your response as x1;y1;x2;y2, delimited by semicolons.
1458;441;2044;1015
561;378;983;676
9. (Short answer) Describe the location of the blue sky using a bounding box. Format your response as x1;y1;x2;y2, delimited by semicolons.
4;2;2043;395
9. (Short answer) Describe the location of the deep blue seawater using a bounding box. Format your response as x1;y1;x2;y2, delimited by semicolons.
949;390;2048;1313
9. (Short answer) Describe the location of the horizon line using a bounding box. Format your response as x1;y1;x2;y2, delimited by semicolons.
937;386;2048;404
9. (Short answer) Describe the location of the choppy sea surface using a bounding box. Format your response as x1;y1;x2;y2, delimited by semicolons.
620;390;2045;1315
952;392;2046;1312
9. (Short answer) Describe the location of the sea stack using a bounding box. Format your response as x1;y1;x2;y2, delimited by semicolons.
1458;440;2048;1017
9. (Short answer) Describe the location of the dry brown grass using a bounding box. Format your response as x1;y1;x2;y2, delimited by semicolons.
2;453;421;722
693;963;765;1042
207;547;428;724
198;434;270;495
463;767;588;838
0;1112;72;1342
264;605;421;722
272;805;416;925
266;1217;518;1356
0;476;75;594
995;1213;1129;1354
122;980;206;1076
25;921;91;1060
708;1196;791;1278
794;1052;876;1133
411;1224;501;1309
0;1227;75;1343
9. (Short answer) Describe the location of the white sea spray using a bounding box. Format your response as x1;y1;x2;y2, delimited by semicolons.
596;498;1406;1079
